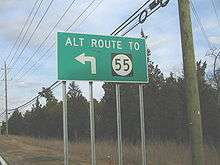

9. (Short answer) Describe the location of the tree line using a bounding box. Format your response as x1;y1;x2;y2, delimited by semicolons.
1;58;219;144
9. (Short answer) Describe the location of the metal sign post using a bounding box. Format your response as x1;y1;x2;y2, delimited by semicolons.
139;84;147;165
62;81;69;165
89;81;96;165
116;84;123;165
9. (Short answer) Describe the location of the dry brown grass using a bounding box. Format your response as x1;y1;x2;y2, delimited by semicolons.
0;135;219;165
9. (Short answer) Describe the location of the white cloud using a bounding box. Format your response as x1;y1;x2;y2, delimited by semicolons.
149;36;175;49
209;36;220;45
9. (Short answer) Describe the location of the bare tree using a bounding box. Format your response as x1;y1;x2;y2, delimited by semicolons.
206;49;220;107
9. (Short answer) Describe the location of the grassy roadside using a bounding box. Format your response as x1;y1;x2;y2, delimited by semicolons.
0;135;219;165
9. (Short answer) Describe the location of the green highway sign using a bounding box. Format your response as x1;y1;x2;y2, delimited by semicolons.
57;32;148;83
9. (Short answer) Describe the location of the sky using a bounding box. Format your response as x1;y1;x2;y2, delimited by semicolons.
0;0;220;120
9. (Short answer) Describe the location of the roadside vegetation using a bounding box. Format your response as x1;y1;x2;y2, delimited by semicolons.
0;135;219;165
0;54;219;164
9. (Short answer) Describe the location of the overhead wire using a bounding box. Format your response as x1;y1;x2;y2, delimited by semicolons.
4;0;40;63
0;0;43;79
7;0;45;67
17;0;105;80
210;0;220;27
15;0;98;80
0;111;5;118
12;0;77;78
9;0;101;111
1;0;163;80
111;0;151;35
16;0;160;80
9;0;55;69
121;4;161;36
190;0;214;50
113;1;166;36
14;81;62;113
8;81;60;112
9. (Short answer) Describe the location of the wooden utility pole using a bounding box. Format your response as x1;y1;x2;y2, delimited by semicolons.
178;1;204;165
4;62;8;136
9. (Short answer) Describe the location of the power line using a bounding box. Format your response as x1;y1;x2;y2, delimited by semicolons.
8;81;60;112
14;0;166;80
9;0;129;112
4;0;40;63
9;0;55;69
17;0;104;80
111;0;151;35
190;0;214;50
17;0;151;80
17;43;56;80
11;82;62;114
112;0;167;36
210;0;220;27
7;0;101;112
7;0;45;67
121;3;161;36
15;0;98;80
0;0;43;79
0;111;5;118
12;0;77;78
65;0;97;32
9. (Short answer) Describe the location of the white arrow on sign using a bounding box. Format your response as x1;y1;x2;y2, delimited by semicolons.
75;53;97;74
